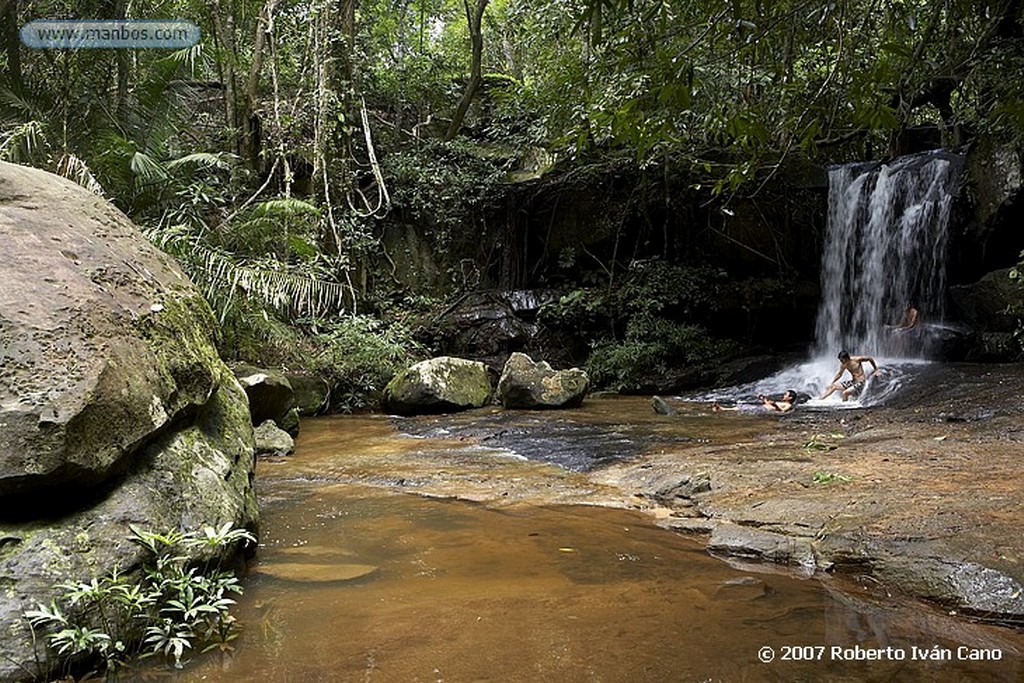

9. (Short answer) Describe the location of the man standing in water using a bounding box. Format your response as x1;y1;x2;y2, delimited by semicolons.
820;350;879;401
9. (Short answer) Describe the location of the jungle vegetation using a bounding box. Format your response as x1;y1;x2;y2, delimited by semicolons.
2;0;1023;398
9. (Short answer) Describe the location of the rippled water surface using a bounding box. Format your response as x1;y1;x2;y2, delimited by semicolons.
168;412;1023;683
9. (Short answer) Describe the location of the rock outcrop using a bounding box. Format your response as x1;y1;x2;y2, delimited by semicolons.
0;161;257;681
234;364;300;435
949;268;1023;361
961;139;1023;275
497;353;589;409
383;356;491;415
254;419;295;457
950;268;1020;334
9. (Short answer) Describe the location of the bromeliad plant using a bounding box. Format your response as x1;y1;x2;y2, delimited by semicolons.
24;523;255;676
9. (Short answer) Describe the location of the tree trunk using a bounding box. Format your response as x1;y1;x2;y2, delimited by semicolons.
2;0;21;89
337;0;356;92
113;0;129;122
243;0;277;171
444;0;488;141
212;0;240;155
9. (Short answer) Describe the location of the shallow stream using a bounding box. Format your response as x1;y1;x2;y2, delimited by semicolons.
169;403;1024;682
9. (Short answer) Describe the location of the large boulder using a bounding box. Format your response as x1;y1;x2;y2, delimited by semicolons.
286;372;331;416
0;162;257;681
963;140;1023;269
383;356;491;415
497;353;589;409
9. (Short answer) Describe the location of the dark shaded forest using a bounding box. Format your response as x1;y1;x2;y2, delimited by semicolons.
3;0;1024;405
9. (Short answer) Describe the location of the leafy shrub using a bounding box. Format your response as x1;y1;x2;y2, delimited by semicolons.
25;524;254;677
587;318;732;392
297;315;425;412
541;258;734;390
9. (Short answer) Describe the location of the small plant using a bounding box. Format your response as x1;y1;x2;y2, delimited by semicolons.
812;471;851;485
25;523;255;677
802;433;844;452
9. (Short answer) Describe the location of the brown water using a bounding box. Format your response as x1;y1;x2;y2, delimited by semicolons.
167;409;1023;683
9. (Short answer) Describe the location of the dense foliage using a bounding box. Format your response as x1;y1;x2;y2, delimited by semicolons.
2;0;1023;391
540;260;737;390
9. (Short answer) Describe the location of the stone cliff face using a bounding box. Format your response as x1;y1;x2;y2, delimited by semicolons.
0;162;258;681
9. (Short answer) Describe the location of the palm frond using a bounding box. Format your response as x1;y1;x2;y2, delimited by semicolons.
149;228;353;320
131;150;169;185
0;88;43;119
250;198;322;218
164;43;209;76
0;120;48;162
166;152;236;172
55;154;106;196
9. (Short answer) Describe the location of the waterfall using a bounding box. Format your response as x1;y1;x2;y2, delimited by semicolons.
691;149;965;407
814;150;963;360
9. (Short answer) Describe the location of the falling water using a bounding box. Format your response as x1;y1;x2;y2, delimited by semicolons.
693;150;964;406
814;150;963;360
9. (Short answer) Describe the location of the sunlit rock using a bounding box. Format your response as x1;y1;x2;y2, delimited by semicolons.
383;356;491;416
254;419;295;457
498;352;588;409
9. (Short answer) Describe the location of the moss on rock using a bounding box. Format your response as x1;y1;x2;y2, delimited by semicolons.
383;356;492;416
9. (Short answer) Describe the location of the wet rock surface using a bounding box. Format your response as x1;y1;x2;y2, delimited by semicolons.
349;363;1024;627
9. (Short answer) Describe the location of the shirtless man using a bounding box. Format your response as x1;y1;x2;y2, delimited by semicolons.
819;350;879;401
713;390;799;413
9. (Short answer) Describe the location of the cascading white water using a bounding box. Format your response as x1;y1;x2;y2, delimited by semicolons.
694;149;963;407
814;150;963;360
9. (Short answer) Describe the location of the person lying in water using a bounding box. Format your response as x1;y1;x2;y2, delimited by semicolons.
819;350;879;401
713;390;801;413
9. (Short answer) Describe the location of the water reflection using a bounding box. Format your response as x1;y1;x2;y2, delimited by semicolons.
164;473;1022;682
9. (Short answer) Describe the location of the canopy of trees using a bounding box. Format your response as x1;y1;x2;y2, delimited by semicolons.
2;0;1022;393
4;1;1022;202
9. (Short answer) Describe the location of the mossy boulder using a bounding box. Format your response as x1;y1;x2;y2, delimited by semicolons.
498;353;589;409
285;372;331;415
0;161;257;681
949;268;1021;333
383;356;491;415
